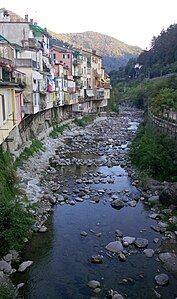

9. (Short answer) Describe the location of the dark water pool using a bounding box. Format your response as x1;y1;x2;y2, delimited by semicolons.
14;164;177;299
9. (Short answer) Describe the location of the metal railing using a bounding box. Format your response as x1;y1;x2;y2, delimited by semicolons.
148;109;177;139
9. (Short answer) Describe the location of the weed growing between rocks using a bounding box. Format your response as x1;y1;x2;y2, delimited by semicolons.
49;123;70;138
15;138;44;168
73;115;96;127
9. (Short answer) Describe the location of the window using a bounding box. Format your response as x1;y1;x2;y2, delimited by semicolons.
33;94;38;106
53;53;56;60
63;54;70;59
0;94;6;122
7;89;11;115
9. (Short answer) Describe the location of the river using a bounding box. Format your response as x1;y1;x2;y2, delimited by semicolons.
14;107;177;299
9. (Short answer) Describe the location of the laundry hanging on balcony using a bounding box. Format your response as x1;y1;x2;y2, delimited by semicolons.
47;77;55;92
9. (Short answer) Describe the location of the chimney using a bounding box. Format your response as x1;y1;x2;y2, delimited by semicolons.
25;14;28;22
92;49;96;55
30;19;33;24
34;22;37;26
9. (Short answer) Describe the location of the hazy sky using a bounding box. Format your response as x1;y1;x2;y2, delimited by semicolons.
1;0;177;49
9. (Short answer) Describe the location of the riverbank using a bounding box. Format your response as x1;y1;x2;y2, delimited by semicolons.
1;106;177;298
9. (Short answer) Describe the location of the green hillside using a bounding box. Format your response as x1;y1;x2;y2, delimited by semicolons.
49;30;142;72
6;10;142;72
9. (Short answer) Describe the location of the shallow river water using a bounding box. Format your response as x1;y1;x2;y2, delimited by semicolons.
14;110;177;299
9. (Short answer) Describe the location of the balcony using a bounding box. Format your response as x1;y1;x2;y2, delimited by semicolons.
64;92;73;105
93;69;101;79
73;57;82;65
73;70;82;78
15;58;39;69
0;44;14;63
96;88;104;100
87;68;91;75
104;83;111;89
86;89;94;98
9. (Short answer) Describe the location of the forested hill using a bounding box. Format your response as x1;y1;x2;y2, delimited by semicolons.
137;24;177;76
49;31;142;73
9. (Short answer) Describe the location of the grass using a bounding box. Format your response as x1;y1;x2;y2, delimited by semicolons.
73;115;96;127
49;123;70;138
15;138;43;168
0;284;15;299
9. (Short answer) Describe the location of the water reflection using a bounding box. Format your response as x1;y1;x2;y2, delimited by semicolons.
14;167;177;299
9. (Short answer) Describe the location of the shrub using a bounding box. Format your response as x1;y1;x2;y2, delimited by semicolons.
73;115;96;127
0;148;34;256
129;123;177;181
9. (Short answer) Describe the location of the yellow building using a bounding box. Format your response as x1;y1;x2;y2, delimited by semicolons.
0;84;16;145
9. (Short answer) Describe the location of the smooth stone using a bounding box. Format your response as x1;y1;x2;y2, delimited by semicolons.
148;195;159;203
93;287;101;294
87;280;100;289
149;213;160;219
39;226;47;232
105;241;123;253
0;260;12;274
143;249;154;257
57;195;65;202
119;252;126;262
123;236;135;245
3;254;12;262
68;200;75;205
134;238;149;248
18;261;33;272
153;238;160;244
80;231;88;237
159;252;172;262
88;255;103;264
17;283;25;289
112;294;125;299
111;199;125;208
75;197;84;202
155;273;169;286
128;200;137;207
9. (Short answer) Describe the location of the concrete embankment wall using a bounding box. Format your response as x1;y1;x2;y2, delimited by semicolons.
1;106;80;158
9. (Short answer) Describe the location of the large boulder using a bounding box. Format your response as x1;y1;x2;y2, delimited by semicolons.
159;183;177;206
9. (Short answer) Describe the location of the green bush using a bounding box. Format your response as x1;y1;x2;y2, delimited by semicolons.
0;148;34;256
129;123;177;181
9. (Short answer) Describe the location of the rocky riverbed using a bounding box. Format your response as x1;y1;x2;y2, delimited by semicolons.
1;106;177;299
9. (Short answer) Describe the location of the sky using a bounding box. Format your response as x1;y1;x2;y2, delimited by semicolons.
1;0;177;49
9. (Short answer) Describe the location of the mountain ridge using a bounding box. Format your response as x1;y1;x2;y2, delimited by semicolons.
3;10;142;72
49;30;142;72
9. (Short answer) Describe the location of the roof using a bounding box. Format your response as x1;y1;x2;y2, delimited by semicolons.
29;24;45;33
29;24;51;37
0;34;10;43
